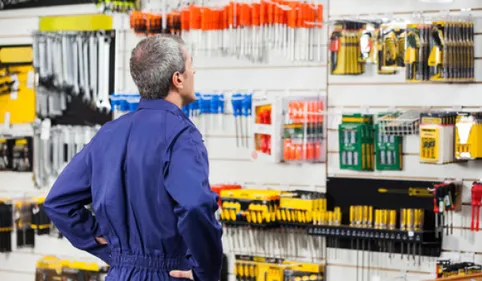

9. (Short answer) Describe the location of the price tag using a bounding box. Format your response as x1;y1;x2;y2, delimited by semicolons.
408;231;414;237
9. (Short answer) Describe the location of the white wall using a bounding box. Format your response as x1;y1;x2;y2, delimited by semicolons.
2;0;482;280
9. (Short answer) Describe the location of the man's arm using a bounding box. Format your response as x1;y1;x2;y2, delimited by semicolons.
44;141;110;264
165;126;223;281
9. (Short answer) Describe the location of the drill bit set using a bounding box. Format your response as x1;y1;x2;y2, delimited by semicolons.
338;113;375;171
234;256;324;281
330;21;365;75
375;112;403;171
0;198;13;253
419;112;457;165
131;1;325;63
35;256;107;281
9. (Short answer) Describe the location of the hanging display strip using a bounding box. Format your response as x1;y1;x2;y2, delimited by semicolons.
0;0;92;10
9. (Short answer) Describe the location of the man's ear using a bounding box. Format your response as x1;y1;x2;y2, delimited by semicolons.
172;71;184;89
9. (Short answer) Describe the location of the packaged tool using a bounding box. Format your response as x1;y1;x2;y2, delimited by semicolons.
252;95;325;163
130;11;147;34
375;113;403;171
455;112;482;160
436;260;482;278
428;20;474;83
220;189;281;227
419;112;456;165
278;190;326;227
360;22;379;64
0;138;9;170
377;25;405;74
330;20;365;75
15;199;35;248
338;113;375;171
31;197;52;235
282;97;325;163
9;136;33;172
405;24;422;82
0;197;13;252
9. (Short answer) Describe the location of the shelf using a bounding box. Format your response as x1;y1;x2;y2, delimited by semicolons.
424;274;482;281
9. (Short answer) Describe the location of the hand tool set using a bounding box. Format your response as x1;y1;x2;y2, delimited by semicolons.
252;95;325;163
329;16;474;83
471;181;482;232
375;113;403;171
455;112;482;160
110;93;140;119
419;112;457;165
96;0;137;13
32;120;100;188
0;136;32;172
130;0;325;63
330;20;366;75
35;256;107;281
234;256;324;281
436;260;482;278
283;99;324;162
338;113;375;171
432;182;461;236
32;30;116;118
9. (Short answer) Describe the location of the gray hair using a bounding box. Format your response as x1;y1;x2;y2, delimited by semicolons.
130;34;186;99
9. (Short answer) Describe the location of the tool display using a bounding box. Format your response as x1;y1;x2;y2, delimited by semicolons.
15;199;35;248
278;190;326;228
131;1;324;63
436;260;482;278
455;112;482;160
283;98;324;163
234;256;324;281
32;120;100;188
35;256;107;281
375;113;403;171
471;182;482;232
338;113;374;171
318;177;444;261
419;112;456;165
0;197;12;252
432;182;461;236
252;95;325;163
330;20;365;75
428;20;474;83
377;25;405;75
32;30;115;120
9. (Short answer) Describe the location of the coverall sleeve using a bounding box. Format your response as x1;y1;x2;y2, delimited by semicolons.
44;142;111;264
165;126;223;281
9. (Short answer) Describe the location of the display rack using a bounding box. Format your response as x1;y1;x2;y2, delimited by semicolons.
425;274;482;281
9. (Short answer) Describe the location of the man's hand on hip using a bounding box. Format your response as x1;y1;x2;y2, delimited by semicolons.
169;270;193;280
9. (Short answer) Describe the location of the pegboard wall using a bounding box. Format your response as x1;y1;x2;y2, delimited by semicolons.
2;0;482;281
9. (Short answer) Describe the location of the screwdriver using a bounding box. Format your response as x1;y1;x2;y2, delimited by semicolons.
231;93;243;147
242;94;252;148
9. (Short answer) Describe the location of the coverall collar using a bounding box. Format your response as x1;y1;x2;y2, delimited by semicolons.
138;98;194;125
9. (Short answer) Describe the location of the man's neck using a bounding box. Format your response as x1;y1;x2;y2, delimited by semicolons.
164;93;183;109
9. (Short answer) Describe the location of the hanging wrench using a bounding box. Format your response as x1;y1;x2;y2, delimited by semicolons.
97;32;112;112
89;33;98;104
82;34;91;102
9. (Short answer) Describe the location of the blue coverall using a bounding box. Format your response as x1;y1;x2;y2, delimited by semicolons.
44;98;223;281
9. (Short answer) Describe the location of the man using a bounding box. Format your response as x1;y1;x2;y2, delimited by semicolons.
44;34;223;281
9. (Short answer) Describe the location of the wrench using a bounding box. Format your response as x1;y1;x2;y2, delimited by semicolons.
71;34;80;95
82;34;91;102
89;33;98;105
97;32;112;112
